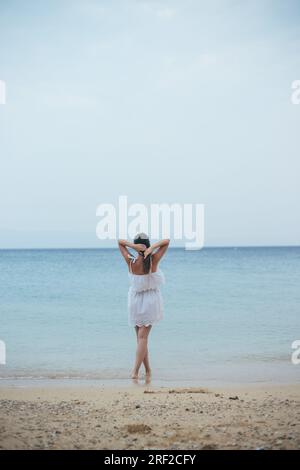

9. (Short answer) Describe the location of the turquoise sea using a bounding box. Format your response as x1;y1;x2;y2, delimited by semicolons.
0;247;299;386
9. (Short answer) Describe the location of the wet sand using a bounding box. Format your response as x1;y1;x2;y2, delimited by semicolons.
0;384;299;450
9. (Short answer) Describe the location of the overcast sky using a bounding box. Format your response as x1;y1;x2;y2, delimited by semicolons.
0;0;299;248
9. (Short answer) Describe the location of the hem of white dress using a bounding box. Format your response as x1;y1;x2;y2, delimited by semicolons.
128;318;162;327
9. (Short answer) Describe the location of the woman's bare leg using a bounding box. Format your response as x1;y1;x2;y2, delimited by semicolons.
134;326;151;375
132;325;152;379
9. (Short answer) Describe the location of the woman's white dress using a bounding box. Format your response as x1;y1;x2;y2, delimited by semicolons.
128;259;165;327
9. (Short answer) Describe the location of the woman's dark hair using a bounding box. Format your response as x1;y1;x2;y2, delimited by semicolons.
134;233;151;274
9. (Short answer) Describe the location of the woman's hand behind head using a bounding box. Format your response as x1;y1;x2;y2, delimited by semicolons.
143;247;153;258
134;243;147;252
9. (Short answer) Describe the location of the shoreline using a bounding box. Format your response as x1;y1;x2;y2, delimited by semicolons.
1;375;300;390
0;374;300;391
1;359;299;389
1;383;299;450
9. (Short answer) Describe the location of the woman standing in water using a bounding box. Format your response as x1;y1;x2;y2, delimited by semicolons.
118;234;169;380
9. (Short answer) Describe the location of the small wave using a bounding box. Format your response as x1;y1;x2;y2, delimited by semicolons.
0;370;134;381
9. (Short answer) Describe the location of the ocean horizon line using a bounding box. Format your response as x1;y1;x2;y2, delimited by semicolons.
0;244;300;251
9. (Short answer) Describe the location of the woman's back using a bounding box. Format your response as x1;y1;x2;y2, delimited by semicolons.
129;254;157;275
128;255;164;292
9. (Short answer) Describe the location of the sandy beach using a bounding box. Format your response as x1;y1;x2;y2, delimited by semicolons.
0;383;299;450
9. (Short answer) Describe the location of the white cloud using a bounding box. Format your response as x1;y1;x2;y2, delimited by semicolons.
156;7;176;20
139;2;177;20
158;53;218;88
87;40;113;57
40;93;95;109
75;2;107;18
196;53;217;67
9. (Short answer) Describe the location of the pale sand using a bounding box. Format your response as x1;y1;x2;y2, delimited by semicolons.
0;384;299;450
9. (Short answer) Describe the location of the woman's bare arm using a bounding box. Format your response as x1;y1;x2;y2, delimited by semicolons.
144;239;170;264
118;239;146;264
